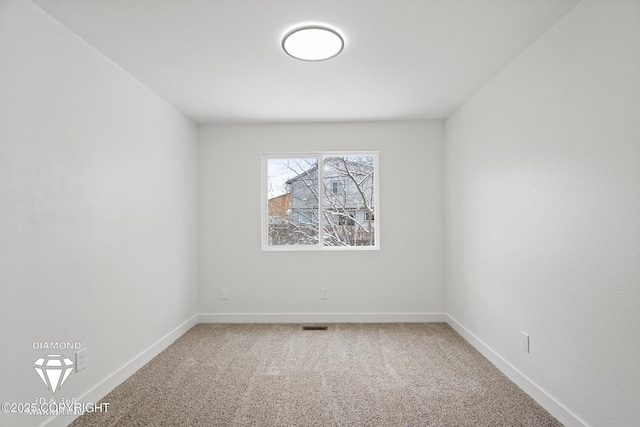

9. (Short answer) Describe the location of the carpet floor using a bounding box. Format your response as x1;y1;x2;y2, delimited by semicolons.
71;323;562;426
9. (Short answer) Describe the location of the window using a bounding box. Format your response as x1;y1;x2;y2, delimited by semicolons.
263;152;379;250
336;210;356;226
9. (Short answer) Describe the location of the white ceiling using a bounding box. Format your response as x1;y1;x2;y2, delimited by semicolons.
33;0;580;124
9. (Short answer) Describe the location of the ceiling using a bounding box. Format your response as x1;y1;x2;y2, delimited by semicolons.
32;0;580;124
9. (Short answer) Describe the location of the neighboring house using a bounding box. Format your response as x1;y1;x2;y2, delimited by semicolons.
285;156;375;246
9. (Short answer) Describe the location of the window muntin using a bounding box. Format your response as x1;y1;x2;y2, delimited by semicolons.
263;152;378;250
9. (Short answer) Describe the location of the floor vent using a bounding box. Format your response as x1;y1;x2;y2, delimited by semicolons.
302;326;329;331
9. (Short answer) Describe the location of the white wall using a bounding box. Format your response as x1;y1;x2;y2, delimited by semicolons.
4;0;637;425
0;1;198;426
199;121;444;321
445;0;640;425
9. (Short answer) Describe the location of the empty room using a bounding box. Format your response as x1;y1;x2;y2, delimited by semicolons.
1;0;638;426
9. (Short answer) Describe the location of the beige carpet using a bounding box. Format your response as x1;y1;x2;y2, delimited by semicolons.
71;323;562;426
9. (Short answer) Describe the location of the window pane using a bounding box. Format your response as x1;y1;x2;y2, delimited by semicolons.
267;158;319;246
263;152;378;251
322;156;375;247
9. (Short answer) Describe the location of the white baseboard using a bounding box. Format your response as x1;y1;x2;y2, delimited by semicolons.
42;314;199;427
446;315;587;427
198;312;447;323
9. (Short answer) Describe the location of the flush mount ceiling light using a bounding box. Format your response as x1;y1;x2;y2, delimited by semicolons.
282;26;344;61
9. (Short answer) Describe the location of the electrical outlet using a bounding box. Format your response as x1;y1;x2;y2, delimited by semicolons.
221;288;229;300
521;332;530;353
75;348;87;372
321;288;329;299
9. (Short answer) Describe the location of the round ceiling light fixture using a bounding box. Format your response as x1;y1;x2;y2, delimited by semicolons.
282;25;344;61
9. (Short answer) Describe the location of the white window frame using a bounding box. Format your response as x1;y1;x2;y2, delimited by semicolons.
262;151;380;251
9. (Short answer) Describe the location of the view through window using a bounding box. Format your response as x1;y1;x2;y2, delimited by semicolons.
264;153;378;250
